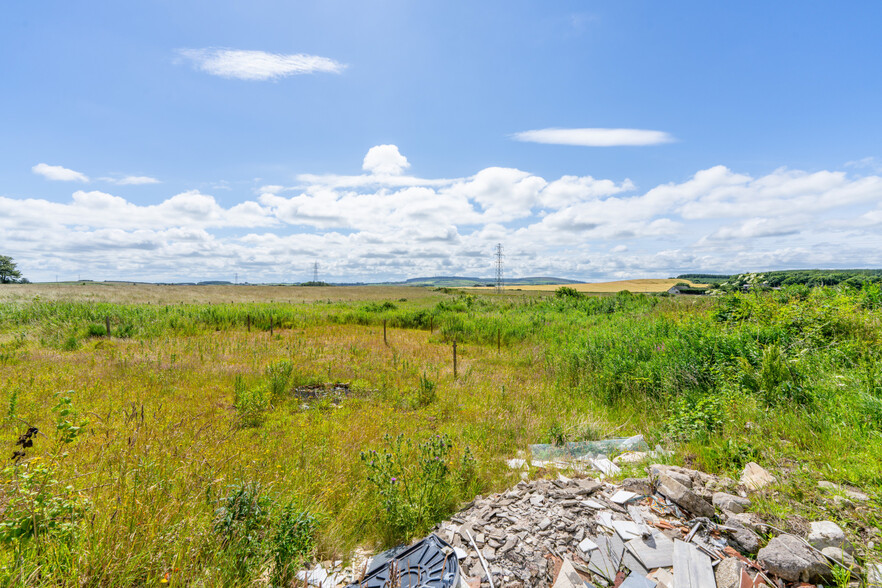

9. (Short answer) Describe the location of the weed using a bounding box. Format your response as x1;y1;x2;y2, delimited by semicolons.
361;433;476;545
233;374;270;427
272;504;319;585
665;395;725;441
415;374;437;407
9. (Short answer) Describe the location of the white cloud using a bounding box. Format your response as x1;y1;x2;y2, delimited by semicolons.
7;145;882;282
32;163;89;182
176;48;346;80
101;175;161;185
362;145;410;175
512;128;675;147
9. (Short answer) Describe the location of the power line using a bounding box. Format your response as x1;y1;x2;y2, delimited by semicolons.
495;243;504;294
313;261;319;283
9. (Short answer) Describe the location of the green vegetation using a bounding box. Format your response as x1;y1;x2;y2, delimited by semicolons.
0;283;880;584
679;268;882;288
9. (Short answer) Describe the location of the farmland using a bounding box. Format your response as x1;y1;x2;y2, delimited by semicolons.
1;282;881;585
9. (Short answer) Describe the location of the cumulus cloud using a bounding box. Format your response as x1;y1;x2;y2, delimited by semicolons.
513;128;675;147
6;145;882;282
362;145;410;175
176;48;346;80
32;163;89;182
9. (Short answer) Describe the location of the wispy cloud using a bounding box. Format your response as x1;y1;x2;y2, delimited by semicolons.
32;163;89;182
176;48;346;81
845;156;882;173
101;175;161;185
512;127;675;147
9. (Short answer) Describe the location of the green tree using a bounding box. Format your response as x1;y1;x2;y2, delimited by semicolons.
0;255;24;284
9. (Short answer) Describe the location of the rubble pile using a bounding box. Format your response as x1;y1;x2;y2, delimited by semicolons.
422;461;872;588
298;452;877;588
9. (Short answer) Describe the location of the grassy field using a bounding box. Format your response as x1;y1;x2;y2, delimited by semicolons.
1;283;881;585
467;278;707;293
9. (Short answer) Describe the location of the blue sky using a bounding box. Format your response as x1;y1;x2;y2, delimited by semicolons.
2;1;882;282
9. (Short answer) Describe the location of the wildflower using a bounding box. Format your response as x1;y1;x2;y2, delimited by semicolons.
390;477;397;483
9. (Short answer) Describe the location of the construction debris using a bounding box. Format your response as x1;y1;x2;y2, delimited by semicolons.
323;458;874;587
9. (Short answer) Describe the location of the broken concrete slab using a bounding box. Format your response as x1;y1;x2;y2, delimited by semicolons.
619;571;657;588
611;520;642;541
672;540;715;588
739;462;775;491
577;536;598;554
610;490;640;504
591;458;621;476
656;473;715;518
757;533;831;583
808;520;853;554
552;559;590;588
625;531;675;569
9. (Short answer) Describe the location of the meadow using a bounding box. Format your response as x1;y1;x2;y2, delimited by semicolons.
0;282;880;585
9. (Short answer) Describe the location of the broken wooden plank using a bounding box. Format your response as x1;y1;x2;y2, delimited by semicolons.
672;540;715;588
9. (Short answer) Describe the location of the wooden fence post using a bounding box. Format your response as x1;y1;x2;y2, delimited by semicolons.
430;316;434;333
270;318;274;336
383;319;387;345
453;340;458;378
247;315;251;332
105;316;111;338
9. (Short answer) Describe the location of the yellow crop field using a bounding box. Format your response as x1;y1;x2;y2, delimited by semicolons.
468;278;706;293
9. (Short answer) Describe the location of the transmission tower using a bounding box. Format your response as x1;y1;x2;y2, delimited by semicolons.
312;261;319;283
494;243;504;294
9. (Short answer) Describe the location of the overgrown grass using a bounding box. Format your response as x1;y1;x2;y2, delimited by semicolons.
0;284;880;584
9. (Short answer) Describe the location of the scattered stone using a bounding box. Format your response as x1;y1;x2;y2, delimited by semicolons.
714;557;742;588
740;462;775;491
619;477;653;496
808;520;853;554
613;451;649;464
538;517;552;531
657;473;715;518
713;491;751;514
757;533;831;583
723;517;762;554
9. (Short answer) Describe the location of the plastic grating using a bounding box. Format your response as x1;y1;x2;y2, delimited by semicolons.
348;534;460;588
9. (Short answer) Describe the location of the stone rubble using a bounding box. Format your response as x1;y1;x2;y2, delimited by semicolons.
323;461;875;588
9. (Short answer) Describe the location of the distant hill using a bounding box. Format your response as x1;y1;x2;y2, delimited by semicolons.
395;276;582;287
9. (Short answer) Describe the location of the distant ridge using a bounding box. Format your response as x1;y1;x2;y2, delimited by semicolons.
394;276;581;287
